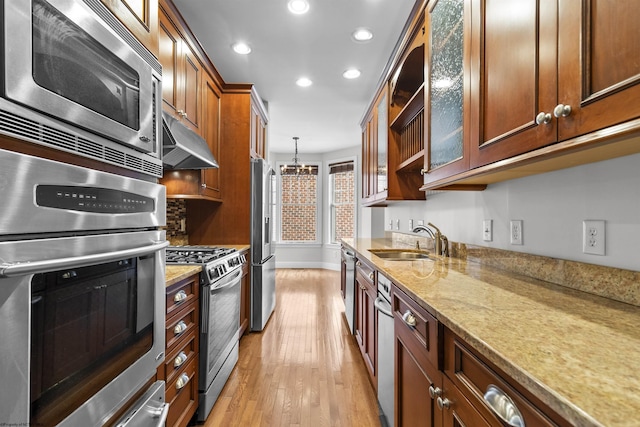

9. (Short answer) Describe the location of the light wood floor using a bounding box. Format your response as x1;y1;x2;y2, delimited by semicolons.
202;268;381;427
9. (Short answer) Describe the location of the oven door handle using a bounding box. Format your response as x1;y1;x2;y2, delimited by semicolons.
0;240;169;277
210;268;243;294
374;296;393;318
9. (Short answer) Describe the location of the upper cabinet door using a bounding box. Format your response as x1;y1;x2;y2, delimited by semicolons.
424;0;472;182
100;0;158;56
158;4;203;135
469;0;558;168
557;0;640;141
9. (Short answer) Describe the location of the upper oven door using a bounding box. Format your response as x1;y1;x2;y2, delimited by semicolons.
3;0;156;153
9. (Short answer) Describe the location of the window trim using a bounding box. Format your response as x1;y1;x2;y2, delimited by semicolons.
326;156;357;244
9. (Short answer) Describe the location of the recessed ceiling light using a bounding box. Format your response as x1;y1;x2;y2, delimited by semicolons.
232;42;251;55
352;28;373;42
296;77;313;87
288;0;310;14
343;69;361;79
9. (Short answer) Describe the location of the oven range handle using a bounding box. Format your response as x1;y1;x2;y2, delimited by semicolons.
209;268;243;293
0;240;170;277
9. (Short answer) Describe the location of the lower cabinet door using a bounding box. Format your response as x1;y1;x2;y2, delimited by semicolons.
441;376;492;427
395;331;440;426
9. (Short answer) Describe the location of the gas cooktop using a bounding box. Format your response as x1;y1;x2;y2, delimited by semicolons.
166;246;237;265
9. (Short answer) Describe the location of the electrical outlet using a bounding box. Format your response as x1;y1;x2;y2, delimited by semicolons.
583;220;605;255
417;219;424;226
510;220;523;245
389;220;393;230
409;219;414;230
180;218;186;232
483;219;493;242
395;219;400;230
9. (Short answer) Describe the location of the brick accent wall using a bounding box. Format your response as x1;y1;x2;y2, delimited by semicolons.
281;174;317;241
332;170;355;241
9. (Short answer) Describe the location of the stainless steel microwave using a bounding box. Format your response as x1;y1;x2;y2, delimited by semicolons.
0;0;164;177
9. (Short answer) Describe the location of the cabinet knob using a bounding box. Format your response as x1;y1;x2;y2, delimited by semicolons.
174;351;188;368
437;396;451;410
368;272;375;281
356;261;362;267
420;168;427;176
402;310;417;328
429;386;442;399
173;320;188;336
173;290;188;303
553;104;572;118
176;373;190;390
535;112;552;125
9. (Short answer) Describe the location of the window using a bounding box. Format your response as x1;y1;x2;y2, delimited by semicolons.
279;164;320;242
329;161;355;243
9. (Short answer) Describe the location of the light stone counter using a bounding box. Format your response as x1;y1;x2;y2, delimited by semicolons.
342;238;640;427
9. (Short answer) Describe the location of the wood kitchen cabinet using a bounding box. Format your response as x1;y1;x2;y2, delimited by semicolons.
354;258;377;388
250;100;268;160
470;0;640;170
159;273;200;427
361;6;426;206
100;0;159;56
159;0;203;135
186;86;268;245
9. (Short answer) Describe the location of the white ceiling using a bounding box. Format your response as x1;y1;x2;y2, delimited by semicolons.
172;0;416;155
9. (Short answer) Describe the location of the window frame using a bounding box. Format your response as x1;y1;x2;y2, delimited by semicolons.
276;161;323;244
327;157;357;245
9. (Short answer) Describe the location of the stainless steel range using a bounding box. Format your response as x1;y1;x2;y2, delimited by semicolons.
165;246;246;422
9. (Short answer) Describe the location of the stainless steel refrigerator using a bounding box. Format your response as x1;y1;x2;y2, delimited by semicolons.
250;158;276;331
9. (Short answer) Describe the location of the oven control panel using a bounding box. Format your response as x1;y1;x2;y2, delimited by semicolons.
36;185;155;213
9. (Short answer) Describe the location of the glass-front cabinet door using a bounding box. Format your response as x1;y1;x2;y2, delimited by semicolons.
424;0;471;185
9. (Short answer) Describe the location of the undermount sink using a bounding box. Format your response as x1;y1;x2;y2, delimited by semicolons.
369;249;432;260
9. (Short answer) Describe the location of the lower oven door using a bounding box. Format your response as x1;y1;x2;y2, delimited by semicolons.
198;267;242;417
0;230;168;426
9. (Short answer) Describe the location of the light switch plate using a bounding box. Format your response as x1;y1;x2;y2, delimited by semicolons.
483;219;492;242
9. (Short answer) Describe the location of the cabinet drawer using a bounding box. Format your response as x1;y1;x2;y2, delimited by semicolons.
166;274;199;318
355;259;375;289
166;303;198;351
166;356;198;427
443;328;570;427
164;331;198;386
392;285;439;370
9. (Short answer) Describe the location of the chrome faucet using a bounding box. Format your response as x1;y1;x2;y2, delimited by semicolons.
412;223;449;257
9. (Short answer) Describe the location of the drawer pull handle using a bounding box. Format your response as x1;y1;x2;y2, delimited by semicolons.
174;320;188;336
402;310;417;328
483;385;525;427
436;396;451;410
173;290;188;303
174;351;188;368
428;386;442;399
176;373;190;390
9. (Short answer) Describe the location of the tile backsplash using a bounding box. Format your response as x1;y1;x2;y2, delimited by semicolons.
164;199;188;246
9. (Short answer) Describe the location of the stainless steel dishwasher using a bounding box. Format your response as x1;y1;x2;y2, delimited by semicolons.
375;273;394;426
341;247;356;334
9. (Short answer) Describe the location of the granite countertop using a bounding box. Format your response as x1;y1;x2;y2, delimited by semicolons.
342;238;640;427
165;244;249;288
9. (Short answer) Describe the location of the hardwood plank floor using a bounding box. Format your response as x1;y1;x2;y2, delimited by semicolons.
202;268;381;427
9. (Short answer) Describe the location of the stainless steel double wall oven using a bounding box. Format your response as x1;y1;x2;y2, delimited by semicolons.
0;0;168;425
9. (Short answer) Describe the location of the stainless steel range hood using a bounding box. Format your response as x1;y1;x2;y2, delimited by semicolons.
162;111;219;169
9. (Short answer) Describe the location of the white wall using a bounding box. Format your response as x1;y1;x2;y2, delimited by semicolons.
385;152;640;271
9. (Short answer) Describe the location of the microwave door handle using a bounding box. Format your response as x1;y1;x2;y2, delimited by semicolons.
0;240;169;277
